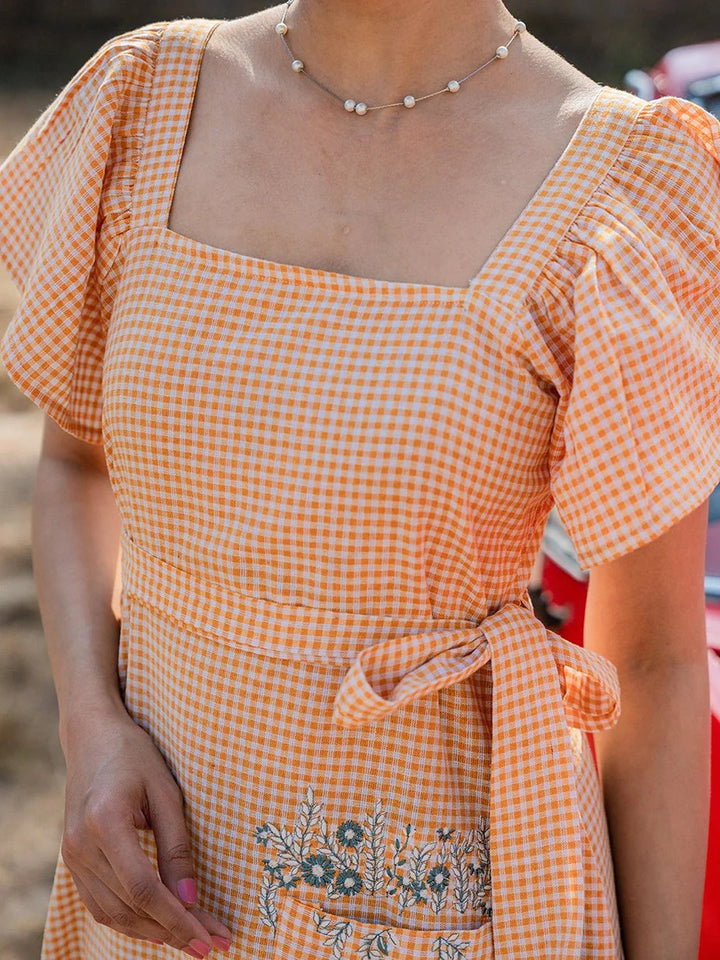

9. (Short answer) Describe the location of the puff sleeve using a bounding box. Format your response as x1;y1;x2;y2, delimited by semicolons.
525;95;720;570
0;23;165;443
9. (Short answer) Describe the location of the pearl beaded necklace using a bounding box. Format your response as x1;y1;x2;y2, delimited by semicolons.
274;0;526;116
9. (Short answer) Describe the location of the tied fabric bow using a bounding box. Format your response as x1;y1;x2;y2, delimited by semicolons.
332;598;621;960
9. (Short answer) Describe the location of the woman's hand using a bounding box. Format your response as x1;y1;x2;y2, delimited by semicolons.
31;417;232;952
61;705;233;955
29;417;231;953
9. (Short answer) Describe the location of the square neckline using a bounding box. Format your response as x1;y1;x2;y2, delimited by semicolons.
158;19;612;300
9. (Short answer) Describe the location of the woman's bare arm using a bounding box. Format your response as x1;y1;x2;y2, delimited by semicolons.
584;497;711;960
33;415;124;739
32;415;233;954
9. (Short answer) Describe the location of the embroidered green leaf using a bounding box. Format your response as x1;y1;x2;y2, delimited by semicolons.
449;840;471;914
408;841;434;883
262;821;304;868
358;927;398;959
363;799;387;894
312;909;353;960
432;932;472;960
254;823;272;846
467;820;492;913
257;871;280;930
291;786;324;861
430;882;449;915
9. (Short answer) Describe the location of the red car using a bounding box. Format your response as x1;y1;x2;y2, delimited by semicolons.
538;483;720;959
623;39;720;117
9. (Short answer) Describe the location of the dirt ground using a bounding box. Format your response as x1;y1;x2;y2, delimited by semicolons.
0;91;67;960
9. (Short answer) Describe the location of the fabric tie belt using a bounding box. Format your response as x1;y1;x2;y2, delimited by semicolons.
332;600;621;958
121;533;621;959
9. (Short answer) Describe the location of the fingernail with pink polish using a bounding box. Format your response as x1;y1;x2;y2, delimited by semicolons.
188;941;211;958
177;877;197;904
211;937;232;953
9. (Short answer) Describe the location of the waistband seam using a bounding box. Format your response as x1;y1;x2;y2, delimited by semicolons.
122;586;365;666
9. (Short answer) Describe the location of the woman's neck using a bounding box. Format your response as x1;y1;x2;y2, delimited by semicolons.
282;0;519;104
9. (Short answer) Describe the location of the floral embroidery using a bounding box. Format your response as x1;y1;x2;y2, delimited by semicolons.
307;908;483;960
313;908;353;960
254;786;492;952
427;864;450;892
432;933;474;959
301;853;336;887
336;867;364;895
358;927;399;959
337;819;365;847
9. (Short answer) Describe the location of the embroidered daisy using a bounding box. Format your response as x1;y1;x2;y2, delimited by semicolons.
427;865;450;891
300;854;335;888
336;819;364;848
335;868;363;895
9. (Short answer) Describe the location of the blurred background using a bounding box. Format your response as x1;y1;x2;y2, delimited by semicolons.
0;0;717;87
1;2;719;958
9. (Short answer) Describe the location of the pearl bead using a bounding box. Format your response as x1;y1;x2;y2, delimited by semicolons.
496;45;509;58
275;22;288;35
447;80;460;93
354;102;368;115
291;59;304;72
515;20;526;32
344;99;356;112
403;95;416;108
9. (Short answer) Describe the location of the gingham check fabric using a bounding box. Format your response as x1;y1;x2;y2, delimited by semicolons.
1;17;719;960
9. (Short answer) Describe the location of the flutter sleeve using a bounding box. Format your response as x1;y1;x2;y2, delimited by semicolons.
524;94;720;570
0;22;165;443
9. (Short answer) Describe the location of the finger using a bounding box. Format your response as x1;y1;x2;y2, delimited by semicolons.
64;832;168;935
188;905;234;953
148;784;232;946
75;848;156;922
148;782;199;908
100;821;215;955
68;874;107;926
86;847;233;950
72;870;174;946
76;846;208;954
77;865;191;951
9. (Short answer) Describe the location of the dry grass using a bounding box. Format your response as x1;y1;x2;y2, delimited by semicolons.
0;89;66;960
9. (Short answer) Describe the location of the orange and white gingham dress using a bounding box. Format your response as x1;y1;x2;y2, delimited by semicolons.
2;18;720;960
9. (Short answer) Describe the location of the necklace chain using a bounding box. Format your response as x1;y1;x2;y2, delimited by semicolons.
274;0;526;115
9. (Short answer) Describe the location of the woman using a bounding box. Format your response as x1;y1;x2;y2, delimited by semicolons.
1;1;718;957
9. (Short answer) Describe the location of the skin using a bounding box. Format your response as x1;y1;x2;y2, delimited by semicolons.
585;505;710;960
167;2;602;287
32;1;710;957
34;423;233;955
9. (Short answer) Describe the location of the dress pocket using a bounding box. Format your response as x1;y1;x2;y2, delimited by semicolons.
271;887;494;960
